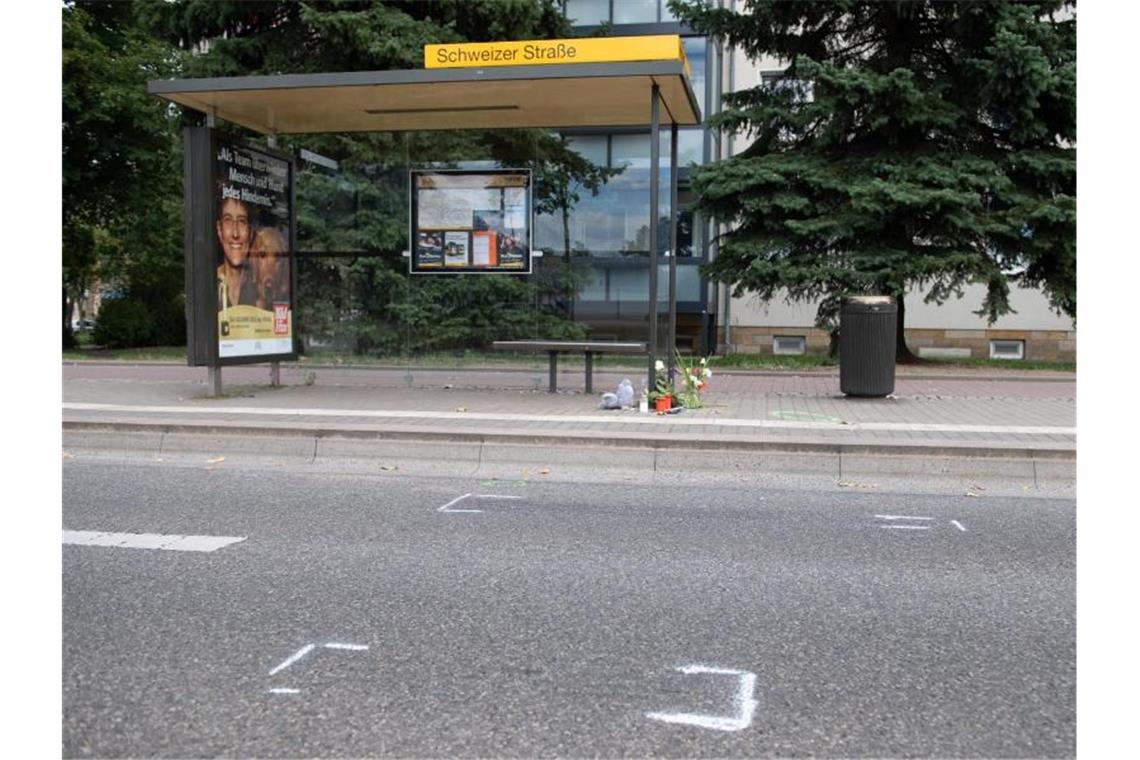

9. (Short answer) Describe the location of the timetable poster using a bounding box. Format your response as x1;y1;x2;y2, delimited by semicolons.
410;169;532;274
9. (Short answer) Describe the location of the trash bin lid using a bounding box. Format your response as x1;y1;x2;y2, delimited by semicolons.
846;295;894;305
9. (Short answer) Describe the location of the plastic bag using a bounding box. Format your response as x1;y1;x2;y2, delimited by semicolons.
616;378;634;408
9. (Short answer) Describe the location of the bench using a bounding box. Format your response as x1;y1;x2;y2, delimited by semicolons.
491;340;648;393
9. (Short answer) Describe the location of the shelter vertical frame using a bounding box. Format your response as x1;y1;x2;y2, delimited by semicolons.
183;124;218;369
646;85;681;392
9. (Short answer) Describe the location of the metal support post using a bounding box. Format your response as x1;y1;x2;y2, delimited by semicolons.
647;84;661;393
208;365;222;397
668;121;678;376
267;134;279;389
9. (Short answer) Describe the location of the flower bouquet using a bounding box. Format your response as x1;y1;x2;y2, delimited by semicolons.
675;351;712;409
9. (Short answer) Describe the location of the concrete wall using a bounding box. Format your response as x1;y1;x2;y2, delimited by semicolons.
719;284;1075;361
727;283;1072;331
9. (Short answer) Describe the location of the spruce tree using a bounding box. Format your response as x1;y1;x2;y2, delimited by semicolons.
670;0;1075;360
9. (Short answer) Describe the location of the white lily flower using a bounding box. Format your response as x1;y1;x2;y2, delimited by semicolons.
702;368;713;378
655;359;665;372
700;357;707;365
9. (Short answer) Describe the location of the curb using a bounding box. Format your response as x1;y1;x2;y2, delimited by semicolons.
62;418;1075;461
61;359;1076;383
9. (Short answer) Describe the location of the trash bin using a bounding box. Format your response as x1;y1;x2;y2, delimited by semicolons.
840;295;897;397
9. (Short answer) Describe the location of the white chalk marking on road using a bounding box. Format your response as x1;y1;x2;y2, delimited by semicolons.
63;530;246;553
268;644;316;676
646;664;758;732
438;493;481;513
268;641;370;692
874;515;935;521
951;520;967;532
881;525;932;530
62;403;1075;435
438;493;522;513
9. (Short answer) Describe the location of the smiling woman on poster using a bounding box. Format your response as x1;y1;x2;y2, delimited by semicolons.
216;195;258;311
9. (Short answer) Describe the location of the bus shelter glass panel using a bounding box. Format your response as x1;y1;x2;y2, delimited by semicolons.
290;121;698;389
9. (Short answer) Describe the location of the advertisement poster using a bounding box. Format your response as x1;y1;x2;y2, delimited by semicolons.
214;142;294;359
443;231;470;267
410;170;531;274
415;231;444;268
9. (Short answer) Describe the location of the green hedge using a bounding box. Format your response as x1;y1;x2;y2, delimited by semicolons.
92;299;155;348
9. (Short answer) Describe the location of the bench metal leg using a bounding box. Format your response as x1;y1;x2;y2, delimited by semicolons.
585;352;594;394
548;351;558;393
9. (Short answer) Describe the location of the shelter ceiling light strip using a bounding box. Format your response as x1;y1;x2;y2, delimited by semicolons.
364;105;520;115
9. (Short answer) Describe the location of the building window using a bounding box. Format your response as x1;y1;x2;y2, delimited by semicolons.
565;135;608;166
534;169;693;259
566;0;682;25
613;0;659;24
564;0;608;25
568;130;703;170
674;128;704;166
761;69;814;103
989;340;1025;360
610;133;652;169
682;37;707;112
773;336;806;355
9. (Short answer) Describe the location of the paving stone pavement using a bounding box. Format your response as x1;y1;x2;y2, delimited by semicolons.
63;362;1075;454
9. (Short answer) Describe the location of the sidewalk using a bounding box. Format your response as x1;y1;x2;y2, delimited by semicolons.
63;360;1075;458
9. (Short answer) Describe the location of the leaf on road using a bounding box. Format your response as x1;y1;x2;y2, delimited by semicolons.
454;406;467;412
206;456;225;464
380;465;398;471
538;467;550;475
62;451;74;459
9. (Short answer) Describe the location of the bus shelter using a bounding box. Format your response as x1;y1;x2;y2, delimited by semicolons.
148;37;701;395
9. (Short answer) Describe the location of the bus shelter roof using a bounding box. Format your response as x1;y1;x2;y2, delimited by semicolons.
148;61;700;134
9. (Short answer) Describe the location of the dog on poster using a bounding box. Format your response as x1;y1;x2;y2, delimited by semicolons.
249;227;289;311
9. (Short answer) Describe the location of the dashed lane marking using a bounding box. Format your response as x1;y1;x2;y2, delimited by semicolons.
63;530;246;552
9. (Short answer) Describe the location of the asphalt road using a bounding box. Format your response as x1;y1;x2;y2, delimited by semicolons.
63;456;1075;758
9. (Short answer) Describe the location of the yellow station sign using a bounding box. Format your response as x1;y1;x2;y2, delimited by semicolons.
425;35;689;76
